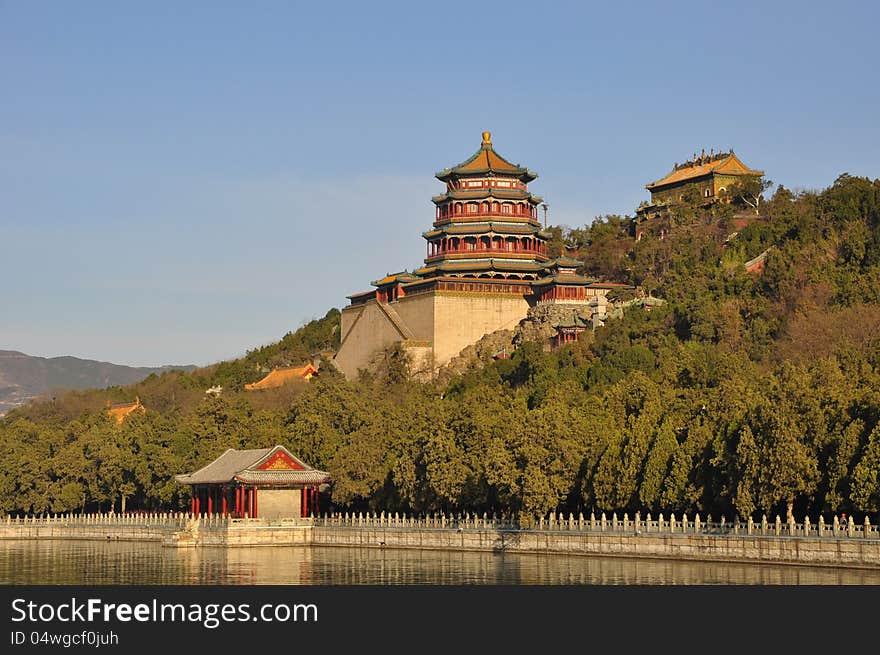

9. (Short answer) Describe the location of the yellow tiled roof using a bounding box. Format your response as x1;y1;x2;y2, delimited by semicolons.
456;147;520;174
106;397;145;425
436;132;537;182
646;152;763;190
244;365;317;390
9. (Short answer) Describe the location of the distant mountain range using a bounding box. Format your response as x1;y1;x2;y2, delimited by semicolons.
0;350;196;417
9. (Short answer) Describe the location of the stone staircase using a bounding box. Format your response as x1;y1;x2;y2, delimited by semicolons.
375;301;415;339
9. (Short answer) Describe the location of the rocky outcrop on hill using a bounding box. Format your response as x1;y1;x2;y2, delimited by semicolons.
512;304;592;346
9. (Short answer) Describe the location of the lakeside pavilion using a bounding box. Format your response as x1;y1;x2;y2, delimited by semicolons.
175;445;331;519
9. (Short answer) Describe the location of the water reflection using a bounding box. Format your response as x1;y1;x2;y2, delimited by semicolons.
1;540;878;585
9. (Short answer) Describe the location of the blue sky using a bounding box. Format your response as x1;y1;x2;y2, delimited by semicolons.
1;1;878;366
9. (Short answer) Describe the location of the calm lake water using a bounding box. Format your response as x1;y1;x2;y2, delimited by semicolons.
1;540;879;585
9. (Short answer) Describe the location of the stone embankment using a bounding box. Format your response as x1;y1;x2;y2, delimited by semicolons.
2;511;879;569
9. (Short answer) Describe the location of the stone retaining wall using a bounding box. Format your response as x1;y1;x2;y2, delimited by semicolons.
311;526;880;568
2;513;878;569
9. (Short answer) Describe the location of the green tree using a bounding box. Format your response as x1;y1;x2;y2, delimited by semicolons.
726;176;773;215
639;418;679;511
824;419;864;513
851;424;880;514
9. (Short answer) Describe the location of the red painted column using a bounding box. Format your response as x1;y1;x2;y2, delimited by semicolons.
253;488;258;519
190;495;195;514
300;488;306;517
207;491;213;516
194;491;200;516
236;487;241;516
221;488;227;516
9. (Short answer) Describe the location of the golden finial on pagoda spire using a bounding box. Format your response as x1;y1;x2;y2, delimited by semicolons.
481;131;492;146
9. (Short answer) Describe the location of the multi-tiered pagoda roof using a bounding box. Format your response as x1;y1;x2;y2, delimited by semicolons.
347;132;630;307
434;135;538;183
413;131;551;282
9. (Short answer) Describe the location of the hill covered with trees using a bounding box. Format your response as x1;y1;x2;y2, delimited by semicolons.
2;174;880;524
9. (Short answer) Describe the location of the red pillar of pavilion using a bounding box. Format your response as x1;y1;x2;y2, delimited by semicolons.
221;488;228;516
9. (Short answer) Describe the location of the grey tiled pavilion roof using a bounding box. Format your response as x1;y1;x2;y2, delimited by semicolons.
175;445;331;487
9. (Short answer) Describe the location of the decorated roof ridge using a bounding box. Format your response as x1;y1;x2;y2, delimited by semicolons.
175;445;330;486
533;274;634;289
671;148;735;171
388;276;538;292
426;248;549;258
175;446;273;485
435;132;538;183
422;222;548;237
414;259;546;275
431;189;544;203
431;275;533;284
433;216;542;228
553;255;583;268
248;445;315;471
371;270;422;287
438;260;546;271
424;255;549;268
532;273;594;286
233;469;331;485
646;150;764;190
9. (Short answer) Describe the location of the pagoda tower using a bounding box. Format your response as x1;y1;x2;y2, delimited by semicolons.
415;131;551;284
333;132;628;379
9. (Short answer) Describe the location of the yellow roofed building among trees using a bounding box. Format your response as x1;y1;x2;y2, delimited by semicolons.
106;397;145;425
244;364;318;391
634;149;765;239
